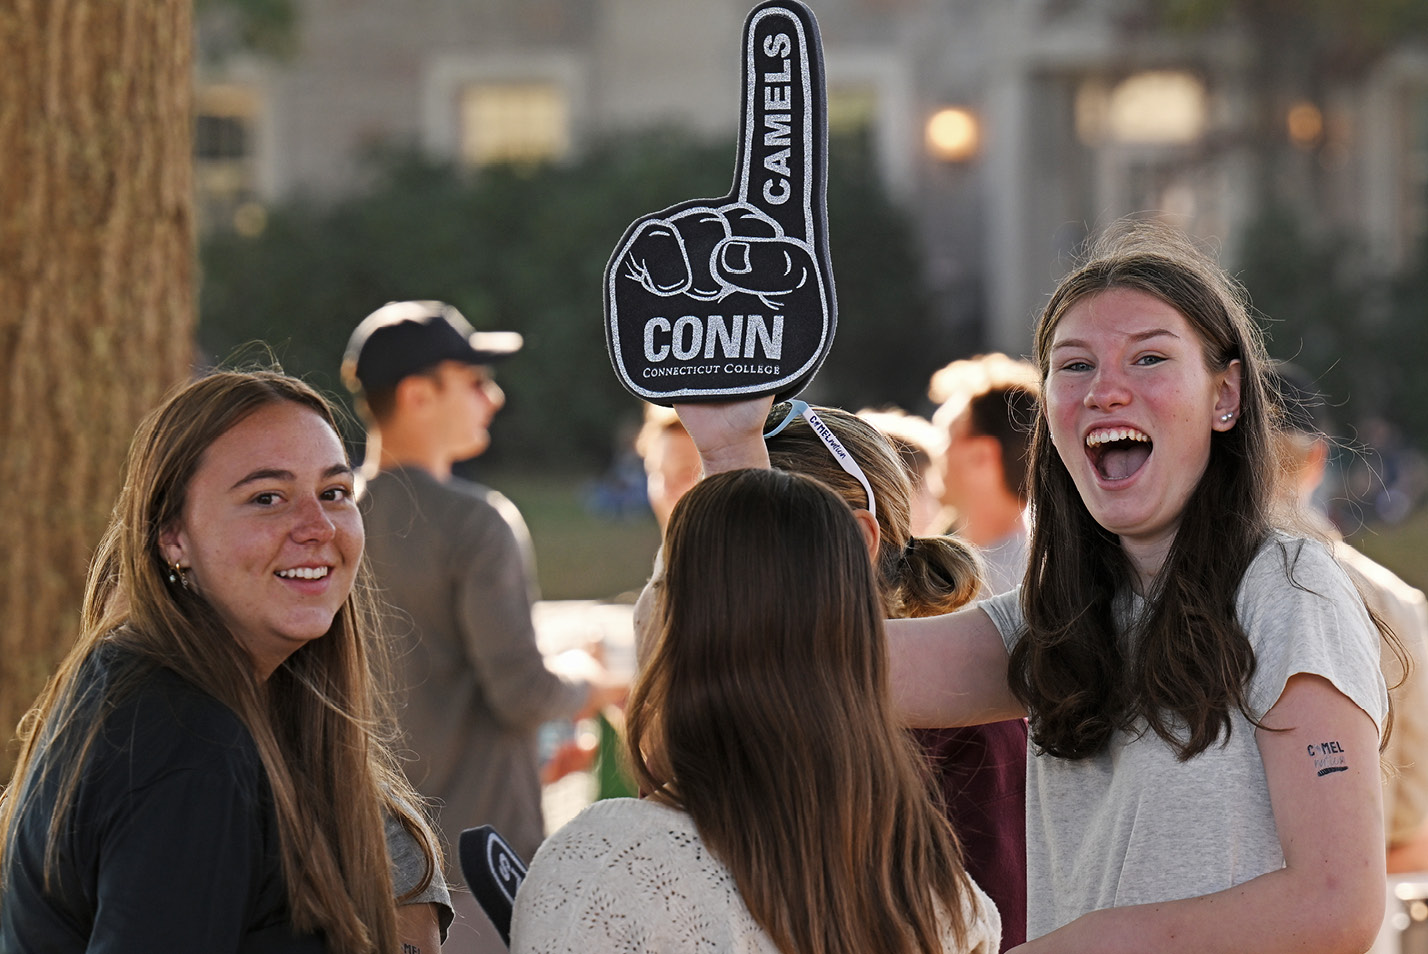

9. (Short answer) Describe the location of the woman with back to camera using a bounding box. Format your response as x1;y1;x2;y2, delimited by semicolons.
760;403;1027;950
511;467;1000;954
677;223;1396;954
0;370;446;953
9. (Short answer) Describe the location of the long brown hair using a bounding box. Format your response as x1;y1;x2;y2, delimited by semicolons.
765;404;982;618
0;370;437;952
627;468;976;954
1009;223;1280;761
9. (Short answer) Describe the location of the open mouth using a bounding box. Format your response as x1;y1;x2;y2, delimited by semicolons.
277;566;330;581
1086;427;1152;481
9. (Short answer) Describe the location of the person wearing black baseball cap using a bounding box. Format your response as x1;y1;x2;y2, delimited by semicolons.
343;300;523;466
344;301;617;954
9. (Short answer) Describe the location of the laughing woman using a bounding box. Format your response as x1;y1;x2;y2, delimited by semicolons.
0;371;444;953
676;223;1397;954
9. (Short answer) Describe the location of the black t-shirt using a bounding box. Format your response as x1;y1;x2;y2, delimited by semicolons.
0;646;326;953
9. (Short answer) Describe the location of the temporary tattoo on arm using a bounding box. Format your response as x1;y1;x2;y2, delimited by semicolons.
1307;740;1349;776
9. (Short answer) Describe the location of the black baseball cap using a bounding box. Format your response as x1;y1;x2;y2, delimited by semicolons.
343;300;523;393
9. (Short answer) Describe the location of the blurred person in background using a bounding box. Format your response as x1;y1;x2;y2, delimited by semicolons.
1271;362;1428;873
635;402;703;532
929;354;1040;596
629;402;701;677
858;406;952;536
343;301;616;954
0;370;448;953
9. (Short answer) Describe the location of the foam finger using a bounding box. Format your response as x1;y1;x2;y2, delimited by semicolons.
623;221;693;296
733;1;826;248
714;237;814;295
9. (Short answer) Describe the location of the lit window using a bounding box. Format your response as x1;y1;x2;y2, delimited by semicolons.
1078;72;1206;146
459;83;570;166
195;85;258;159
194;84;262;234
196;114;249;161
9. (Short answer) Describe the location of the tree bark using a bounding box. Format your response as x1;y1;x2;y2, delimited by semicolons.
0;0;194;775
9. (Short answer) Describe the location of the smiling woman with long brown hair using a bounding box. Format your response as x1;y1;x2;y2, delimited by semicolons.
672;222;1399;954
0;370;443;952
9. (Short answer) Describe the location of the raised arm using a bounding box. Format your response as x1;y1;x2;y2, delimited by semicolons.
886;605;1025;728
675;396;774;474
1011;673;1385;954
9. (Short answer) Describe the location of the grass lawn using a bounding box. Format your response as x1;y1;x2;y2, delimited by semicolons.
487;469;663;601
488;468;1428;603
1348;506;1428;596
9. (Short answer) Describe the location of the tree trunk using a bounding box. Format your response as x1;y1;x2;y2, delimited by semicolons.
0;0;194;775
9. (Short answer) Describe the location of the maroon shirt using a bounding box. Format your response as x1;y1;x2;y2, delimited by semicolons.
915;720;1028;952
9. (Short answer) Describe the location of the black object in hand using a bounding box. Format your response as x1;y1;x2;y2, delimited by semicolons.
459;825;528;948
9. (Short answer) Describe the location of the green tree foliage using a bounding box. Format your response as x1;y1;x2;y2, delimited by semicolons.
1157;0;1428;63
1236;203;1365;408
196;0;298;61
1237;199;1428;458
198;131;938;470
1130;0;1428;467
1386;235;1428;448
1131;0;1428;213
816;135;942;414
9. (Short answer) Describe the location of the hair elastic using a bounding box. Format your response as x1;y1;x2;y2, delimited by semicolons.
764;400;877;518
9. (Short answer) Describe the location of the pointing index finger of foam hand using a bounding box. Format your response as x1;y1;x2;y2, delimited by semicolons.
734;1;826;247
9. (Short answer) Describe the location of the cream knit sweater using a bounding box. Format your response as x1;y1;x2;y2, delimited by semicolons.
511;797;1001;954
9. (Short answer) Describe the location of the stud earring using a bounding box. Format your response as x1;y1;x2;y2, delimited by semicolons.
1219;412;1235;423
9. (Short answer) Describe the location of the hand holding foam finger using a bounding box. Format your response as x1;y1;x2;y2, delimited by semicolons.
675;395;776;474
605;0;834;406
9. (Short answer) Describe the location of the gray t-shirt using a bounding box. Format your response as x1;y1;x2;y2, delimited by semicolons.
385;810;453;939
981;532;1387;939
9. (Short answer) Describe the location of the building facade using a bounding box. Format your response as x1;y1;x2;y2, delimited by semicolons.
197;0;1428;354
